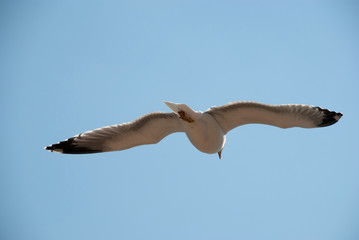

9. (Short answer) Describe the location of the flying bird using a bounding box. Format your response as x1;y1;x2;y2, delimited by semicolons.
45;101;343;158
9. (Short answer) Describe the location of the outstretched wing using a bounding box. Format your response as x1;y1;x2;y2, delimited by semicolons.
45;112;185;154
206;101;343;134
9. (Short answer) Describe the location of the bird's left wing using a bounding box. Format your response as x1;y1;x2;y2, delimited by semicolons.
45;112;185;154
206;101;342;134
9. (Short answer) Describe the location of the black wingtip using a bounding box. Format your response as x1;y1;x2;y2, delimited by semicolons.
315;107;343;127
44;137;102;154
44;145;55;152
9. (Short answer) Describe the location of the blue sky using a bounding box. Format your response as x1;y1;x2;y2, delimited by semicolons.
1;1;358;239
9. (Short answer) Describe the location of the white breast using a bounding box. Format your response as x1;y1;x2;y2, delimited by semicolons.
184;112;226;154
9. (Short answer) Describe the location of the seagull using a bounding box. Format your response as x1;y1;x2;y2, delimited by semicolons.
45;101;343;158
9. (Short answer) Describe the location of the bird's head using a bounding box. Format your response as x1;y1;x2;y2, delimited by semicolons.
163;101;197;123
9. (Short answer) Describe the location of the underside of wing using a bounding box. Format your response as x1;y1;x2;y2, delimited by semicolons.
206;101;342;134
45;112;185;154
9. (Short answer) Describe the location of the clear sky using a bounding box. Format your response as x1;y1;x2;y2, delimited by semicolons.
1;1;358;240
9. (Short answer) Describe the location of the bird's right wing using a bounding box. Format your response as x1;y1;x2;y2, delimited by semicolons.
206;101;342;134
45;112;185;154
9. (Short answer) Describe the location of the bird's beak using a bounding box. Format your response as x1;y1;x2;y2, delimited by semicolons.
163;101;179;113
218;150;222;159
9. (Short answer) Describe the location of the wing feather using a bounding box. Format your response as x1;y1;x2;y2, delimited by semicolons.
206;101;342;134
45;112;184;154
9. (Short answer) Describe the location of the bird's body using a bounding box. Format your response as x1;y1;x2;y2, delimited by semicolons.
182;112;225;154
45;101;343;158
